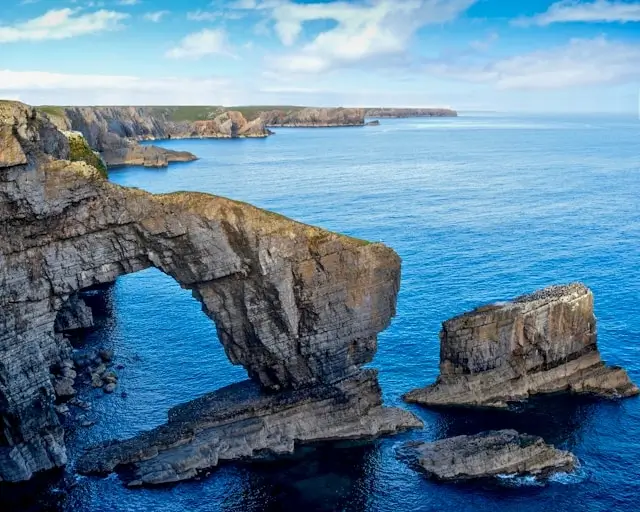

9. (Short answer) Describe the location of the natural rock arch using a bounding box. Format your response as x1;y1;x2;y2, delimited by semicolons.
0;102;412;483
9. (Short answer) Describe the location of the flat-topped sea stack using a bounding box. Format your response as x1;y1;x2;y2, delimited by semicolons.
404;284;638;408
0;101;421;483
400;430;577;481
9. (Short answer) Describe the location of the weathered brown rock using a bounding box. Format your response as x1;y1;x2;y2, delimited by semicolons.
400;430;577;481
404;284;639;408
77;369;421;486
0;101;415;482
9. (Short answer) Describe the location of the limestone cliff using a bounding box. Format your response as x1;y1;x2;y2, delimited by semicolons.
404;284;638;408
364;108;458;118
42;106;270;168
0;101;420;483
259;108;366;127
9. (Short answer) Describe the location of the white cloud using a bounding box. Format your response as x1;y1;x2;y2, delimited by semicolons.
0;8;128;43
117;0;140;5
261;0;477;74
166;29;235;60
187;10;223;21
0;69;236;105
144;11;169;23
432;37;640;89
515;0;640;26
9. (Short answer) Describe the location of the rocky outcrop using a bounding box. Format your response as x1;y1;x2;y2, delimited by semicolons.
400;430;577;481
77;369;421;486
42;106;271;168
364;108;458;118
0;101;419;482
404;284;639;408
259;108;365;127
54;294;94;333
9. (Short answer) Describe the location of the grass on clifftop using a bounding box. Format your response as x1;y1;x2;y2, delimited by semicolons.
37;106;66;118
67;134;108;179
148;106;306;122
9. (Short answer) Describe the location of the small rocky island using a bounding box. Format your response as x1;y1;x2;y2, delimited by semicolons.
400;430;577;481
404;284;639;408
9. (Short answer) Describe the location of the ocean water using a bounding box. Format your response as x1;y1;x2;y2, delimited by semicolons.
4;113;640;511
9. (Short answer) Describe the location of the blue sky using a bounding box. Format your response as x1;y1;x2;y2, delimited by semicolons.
1;0;639;111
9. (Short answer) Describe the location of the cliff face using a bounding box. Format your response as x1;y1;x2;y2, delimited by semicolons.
259;108;366;127
0;101;419;483
404;284;638;408
44;106;270;168
365;108;458;118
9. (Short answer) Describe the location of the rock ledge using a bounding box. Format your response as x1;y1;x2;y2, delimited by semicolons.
77;370;422;486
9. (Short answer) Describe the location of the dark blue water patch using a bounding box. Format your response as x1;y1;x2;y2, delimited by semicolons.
5;114;640;511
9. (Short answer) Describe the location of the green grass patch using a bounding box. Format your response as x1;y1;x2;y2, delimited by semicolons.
67;133;108;178
37;106;66;118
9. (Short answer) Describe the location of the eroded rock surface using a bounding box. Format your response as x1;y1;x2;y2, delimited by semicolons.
77;370;421;486
400;430;577;481
0;101;416;482
404;284;638;408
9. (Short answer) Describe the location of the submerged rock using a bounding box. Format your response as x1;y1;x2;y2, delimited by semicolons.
400;430;576;481
404;284;638;408
77;370;422;487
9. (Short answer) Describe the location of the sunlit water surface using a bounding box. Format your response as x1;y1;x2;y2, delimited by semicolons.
4;113;640;511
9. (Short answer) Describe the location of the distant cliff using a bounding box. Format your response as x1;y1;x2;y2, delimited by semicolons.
259;108;366;127
40;106;270;168
364;108;457;118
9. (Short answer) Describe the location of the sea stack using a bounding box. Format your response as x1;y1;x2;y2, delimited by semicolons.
404;284;638;408
399;430;577;481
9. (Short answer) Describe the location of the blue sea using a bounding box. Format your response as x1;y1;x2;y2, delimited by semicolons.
6;113;640;511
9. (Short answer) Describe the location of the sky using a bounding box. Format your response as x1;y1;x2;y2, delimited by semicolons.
1;0;639;112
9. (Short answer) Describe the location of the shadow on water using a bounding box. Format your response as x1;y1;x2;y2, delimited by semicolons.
218;441;377;512
427;394;601;450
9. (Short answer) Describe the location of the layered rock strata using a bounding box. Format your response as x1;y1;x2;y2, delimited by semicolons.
400;430;577;481
0;101;419;482
77;369;421;486
404;284;639;408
